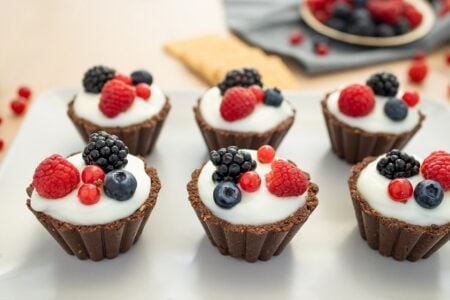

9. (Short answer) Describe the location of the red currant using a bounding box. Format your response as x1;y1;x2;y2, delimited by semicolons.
81;165;106;186
388;178;413;203
289;31;304;45
136;83;152;100
402;91;420;107
257;145;276;163
114;73;133;85
0;139;4;151
315;43;329;56
239;171;261;192
249;85;264;103
10;98;27;115
78;184;101;205
17;86;32;100
408;61;428;83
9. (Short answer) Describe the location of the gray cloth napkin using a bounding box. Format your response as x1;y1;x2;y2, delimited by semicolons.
225;0;450;74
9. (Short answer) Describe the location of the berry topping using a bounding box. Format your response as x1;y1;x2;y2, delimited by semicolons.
402;91;420;107
213;181;242;209
377;150;420;179
217;68;263;95
131;70;153;86
81;165;106;186
210;146;257;183
10;98;27;115
264;88;284;107
403;3;423;28
421;151;450;191
114;73;133;85
239;171;261;192
220;87;257;122
384;98;408;121
83;65;115;93
289;31;304;45
367;0;402;24
388;178;413;203
18;86;32;100
408;61;428;83
103;169;137;201
78;184;101;205
366;72;399;97
83;131;129;173
338;84;375;117
265;160;308;197
249;85;265;103
99;79;135;118
33;154;80;199
135;83;152;100
257;145;276;163
414;180;444;209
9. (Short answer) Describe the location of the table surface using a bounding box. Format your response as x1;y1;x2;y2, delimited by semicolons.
0;0;449;161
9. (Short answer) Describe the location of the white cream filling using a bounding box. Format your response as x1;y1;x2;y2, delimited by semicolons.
357;156;450;226
198;87;295;133
198;150;307;226
73;84;166;127
30;154;151;226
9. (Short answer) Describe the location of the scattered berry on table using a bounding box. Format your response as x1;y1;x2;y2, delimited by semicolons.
446;51;450;64
33;154;80;199
403;3;423;28
408;61;428;83
210;146;257;183
421;150;450;191
10;98;27;115
131;70;153;86
264;88;284;107
289;31;304;45
367;0;402;24
0;139;4;151
220;87;257;121
257;145;276;163
83;65;115;93
136;83;152;100
103;169;137;201
17;86;32;100
388;178;413;203
83;131;129;173
266;160;309;197
99;79;135;118
81;165;106;186
338;84;375;117
414;180;444;209
0;116;2;125
384;98;408;121
413;51;426;61
315;43;329;56
402;91;420;107
213;181;242;209
366;72;399;97
376;149;420;179
249;85;265;103
239;171;262;192
78;184;101;205
217;68;263;95
114;73;133;85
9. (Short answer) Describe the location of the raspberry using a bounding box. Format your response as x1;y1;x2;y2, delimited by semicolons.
388;178;413;203
136;83;152;100
289;31;304;45
257;145;276;163
421;151;450;191
367;0;402;24
403;3;423;28
17;86;32;100
402;91;420;107
338;84;375;117
114;73;133;85
239;171;261;192
265;160;309;197
315;43;329;56
220;87;257;121
78;184;101;205
408;61;428;83
10;98;27;115
99;79;135;118
249;85;264;103
81;165;105;186
33;154;80;199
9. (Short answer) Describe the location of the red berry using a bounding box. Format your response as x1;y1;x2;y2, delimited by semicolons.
17;86;32;100
403;3;423;28
78;184;101;205
338;84;375;117
315;43;329;56
239;171;262;192
33;154;80;199
257;145;276;163
289;31;304;45
99;79;135;118
10;98;27;115
402;91;420;107
265;160;309;197
0;139;4;151
440;0;450;17
249;85;264;103
421;150;450;191
446;51;450;65
0;116;3;125
306;0;327;11
114;73;133;85
220;87;257;122
81;165;105;186
408;61;428;83
312;10;330;23
136;83;152;100
388;178;413;203
367;0;403;24
413;51;426;61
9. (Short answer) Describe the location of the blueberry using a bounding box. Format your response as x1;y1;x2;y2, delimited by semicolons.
333;3;352;19
347;19;376;36
131;70;153;86
352;0;366;8
103;170;137;201
384;98;408;121
264;88;283;107
213;182;241;209
350;8;371;23
414;180;444;209
326;18;346;31
395;17;411;35
376;24;396;37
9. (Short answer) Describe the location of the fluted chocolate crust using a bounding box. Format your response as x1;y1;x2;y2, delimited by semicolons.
321;95;425;164
26;165;161;261
67;97;171;156
349;157;450;261
193;99;295;151
187;166;319;262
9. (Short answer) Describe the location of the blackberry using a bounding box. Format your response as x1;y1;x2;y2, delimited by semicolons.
376;149;420;179
82;131;129;173
217;68;263;95
366;72;399;97
210;146;257;183
82;65;116;93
